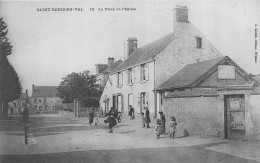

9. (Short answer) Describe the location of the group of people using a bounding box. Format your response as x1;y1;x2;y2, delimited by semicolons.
89;107;121;133
88;108;99;126
104;107;121;133
90;106;177;138
140;108;177;139
154;112;177;139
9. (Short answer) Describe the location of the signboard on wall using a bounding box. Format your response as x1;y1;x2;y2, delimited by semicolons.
218;65;235;79
230;112;244;130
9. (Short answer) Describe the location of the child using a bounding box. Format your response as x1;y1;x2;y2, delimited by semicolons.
94;114;99;126
154;119;163;139
169;116;177;139
104;116;117;133
141;112;146;128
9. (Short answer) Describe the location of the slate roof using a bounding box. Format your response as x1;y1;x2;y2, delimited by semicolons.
96;64;108;74
155;57;225;91
111;32;175;73
103;60;123;73
31;86;59;98
253;76;260;84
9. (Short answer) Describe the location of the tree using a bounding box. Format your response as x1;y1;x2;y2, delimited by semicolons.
0;17;22;118
57;71;101;103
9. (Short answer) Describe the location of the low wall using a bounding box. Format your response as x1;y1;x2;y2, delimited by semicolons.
163;96;224;138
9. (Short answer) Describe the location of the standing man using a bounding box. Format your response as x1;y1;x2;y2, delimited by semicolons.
144;107;151;128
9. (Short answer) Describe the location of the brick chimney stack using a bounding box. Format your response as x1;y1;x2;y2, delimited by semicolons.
127;37;137;58
108;57;115;72
173;6;189;31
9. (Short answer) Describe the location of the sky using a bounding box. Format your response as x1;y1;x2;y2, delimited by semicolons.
0;0;260;95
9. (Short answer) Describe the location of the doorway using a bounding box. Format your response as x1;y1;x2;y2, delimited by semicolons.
224;94;245;139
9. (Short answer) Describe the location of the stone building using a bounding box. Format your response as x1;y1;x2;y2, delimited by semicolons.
154;56;260;140
100;6;223;117
30;85;61;113
8;93;27;115
95;58;122;90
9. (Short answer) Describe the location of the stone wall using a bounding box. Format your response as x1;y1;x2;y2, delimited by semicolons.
155;23;222;88
246;94;260;140
162;96;224;138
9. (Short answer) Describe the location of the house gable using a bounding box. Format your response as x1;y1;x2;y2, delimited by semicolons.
154;23;223;88
195;57;257;88
155;56;259;91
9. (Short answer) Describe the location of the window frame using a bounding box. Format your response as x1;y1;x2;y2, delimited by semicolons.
117;71;123;86
196;37;202;49
140;64;146;81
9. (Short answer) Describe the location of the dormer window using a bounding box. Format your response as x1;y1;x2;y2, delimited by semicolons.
196;37;202;49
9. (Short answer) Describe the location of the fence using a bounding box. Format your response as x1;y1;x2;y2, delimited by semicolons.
78;107;100;118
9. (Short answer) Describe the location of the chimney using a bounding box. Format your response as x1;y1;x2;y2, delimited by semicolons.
32;84;35;92
173;6;189;31
127;37;137;58
108;57;115;72
95;64;100;74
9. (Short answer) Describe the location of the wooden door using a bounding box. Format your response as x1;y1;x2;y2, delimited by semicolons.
224;94;245;139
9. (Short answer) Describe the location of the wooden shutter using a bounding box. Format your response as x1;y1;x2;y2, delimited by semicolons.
146;63;149;81
127;69;130;84
116;73;119;86
145;93;149;108
121;95;124;113
138;94;141;113
121;72;123;85
133;67;136;83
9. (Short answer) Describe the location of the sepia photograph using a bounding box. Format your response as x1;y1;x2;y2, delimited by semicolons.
0;0;260;162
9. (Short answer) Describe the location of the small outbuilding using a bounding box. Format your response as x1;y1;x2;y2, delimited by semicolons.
154;56;260;140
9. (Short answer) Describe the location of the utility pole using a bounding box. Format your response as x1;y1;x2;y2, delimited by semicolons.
24;89;29;145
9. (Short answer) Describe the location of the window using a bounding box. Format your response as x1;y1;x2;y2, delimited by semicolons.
140;92;146;110
128;68;133;84
141;64;146;81
117;72;123;86
140;63;149;81
196;37;202;49
117;95;122;112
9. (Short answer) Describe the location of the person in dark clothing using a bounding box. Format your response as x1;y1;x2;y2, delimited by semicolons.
114;109;118;119
128;105;132;120
144;107;151;128
130;106;135;119
159;111;166;133
89;108;95;125
104;116;117;133
108;107;115;117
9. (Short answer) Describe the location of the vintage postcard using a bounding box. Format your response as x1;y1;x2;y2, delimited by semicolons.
0;0;260;162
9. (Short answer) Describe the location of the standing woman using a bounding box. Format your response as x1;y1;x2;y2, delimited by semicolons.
89;108;95;125
145;107;151;128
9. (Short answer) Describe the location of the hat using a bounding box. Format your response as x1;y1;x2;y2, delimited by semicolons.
159;111;163;114
156;119;161;125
